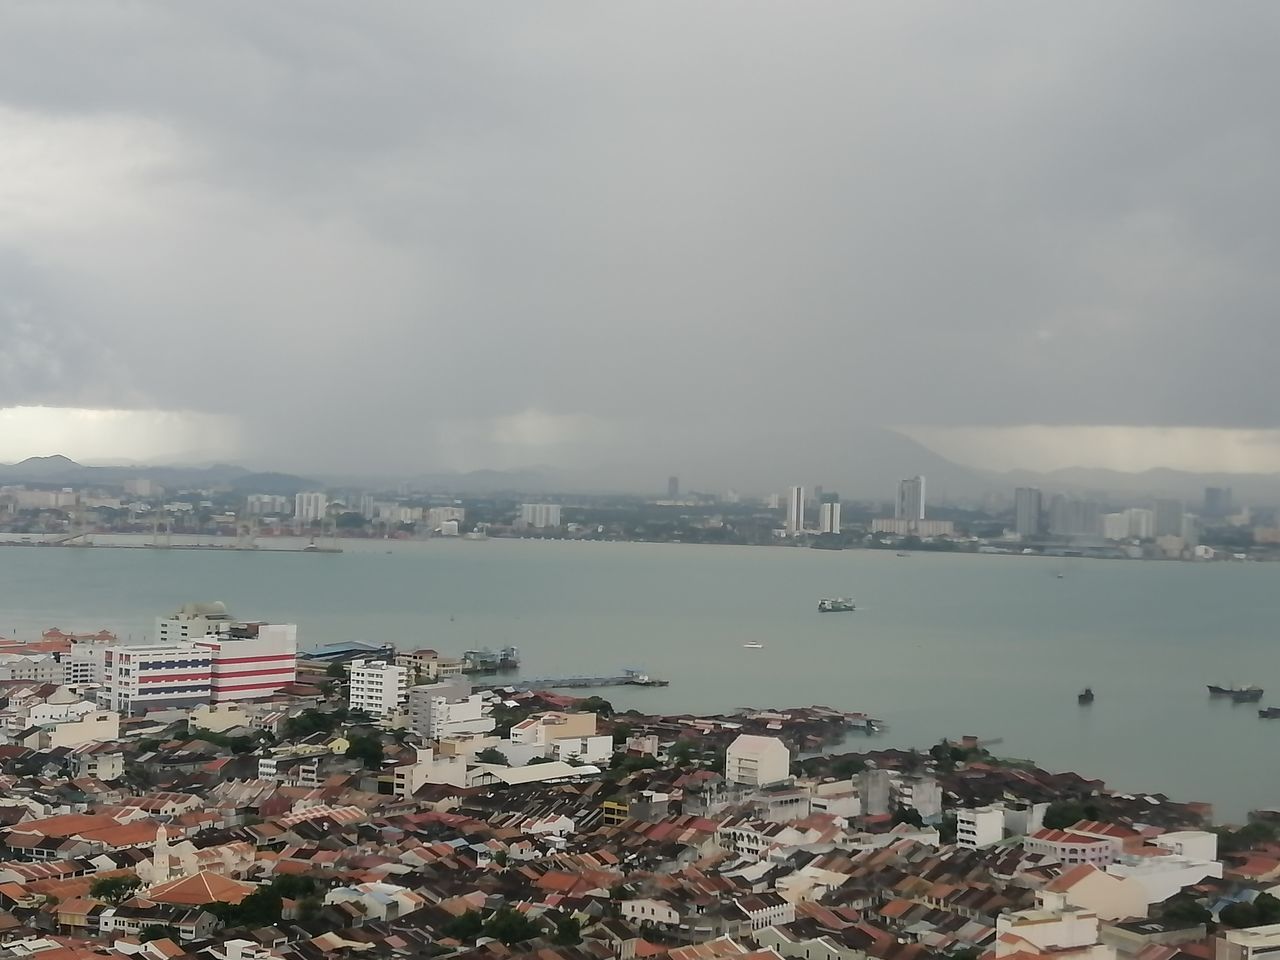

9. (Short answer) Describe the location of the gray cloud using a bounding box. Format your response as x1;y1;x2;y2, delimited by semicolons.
0;2;1278;481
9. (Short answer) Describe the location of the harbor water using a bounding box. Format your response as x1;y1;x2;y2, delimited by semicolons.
1;537;1276;821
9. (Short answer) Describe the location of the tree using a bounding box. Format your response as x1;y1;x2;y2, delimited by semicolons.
670;739;699;765
553;915;582;946
1042;800;1087;830
475;748;509;766
578;696;614;717
1221;901;1259;929
483;906;541;945
1163;895;1211;925
326;660;347;680
892;806;924;828
831;755;866;778
611;723;633;745
1256;893;1280;925
91;876;142;905
527;755;555;764
335;512;366;529
345;734;384;769
442;910;484;942
138;926;180;943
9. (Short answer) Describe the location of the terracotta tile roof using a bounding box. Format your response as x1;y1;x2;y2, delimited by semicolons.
144;870;257;906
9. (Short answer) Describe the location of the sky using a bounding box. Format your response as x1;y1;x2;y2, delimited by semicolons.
1;3;1278;486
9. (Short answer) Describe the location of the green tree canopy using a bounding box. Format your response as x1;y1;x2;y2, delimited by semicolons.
442;910;484;942
345;734;384;769
483;906;541;945
91;876;142;905
476;748;509;766
577;696;614;717
552;915;582;946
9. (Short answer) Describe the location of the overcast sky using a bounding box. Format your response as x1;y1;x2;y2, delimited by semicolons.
1;3;1278;485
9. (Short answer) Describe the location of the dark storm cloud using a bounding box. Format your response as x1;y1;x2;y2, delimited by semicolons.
0;2;1278;476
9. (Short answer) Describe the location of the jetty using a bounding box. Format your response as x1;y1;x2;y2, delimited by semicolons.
487;668;669;692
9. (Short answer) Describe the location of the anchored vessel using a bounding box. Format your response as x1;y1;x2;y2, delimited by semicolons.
1078;687;1094;704
818;598;855;613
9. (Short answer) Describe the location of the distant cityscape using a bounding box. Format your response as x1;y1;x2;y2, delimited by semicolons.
0;465;1275;561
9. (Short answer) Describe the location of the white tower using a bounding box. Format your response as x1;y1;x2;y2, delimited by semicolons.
152;823;172;884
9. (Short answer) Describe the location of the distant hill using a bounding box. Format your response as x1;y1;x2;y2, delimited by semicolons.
0;456;250;490
229;472;317;496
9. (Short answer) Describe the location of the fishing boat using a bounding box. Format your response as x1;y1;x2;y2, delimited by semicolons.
1259;707;1280;719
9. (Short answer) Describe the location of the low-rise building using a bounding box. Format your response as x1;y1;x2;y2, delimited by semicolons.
1216;924;1280;960
958;805;1007;849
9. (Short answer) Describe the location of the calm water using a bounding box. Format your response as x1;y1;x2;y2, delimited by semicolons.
1;538;1276;821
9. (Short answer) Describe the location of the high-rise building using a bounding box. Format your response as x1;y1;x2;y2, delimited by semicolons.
667;476;679;500
1127;507;1155;540
1048;495;1102;537
519;503;562;529
348;660;409;718
819;493;841;535
294;491;328;523
1013;487;1043;537
896;476;925;521
1203;487;1233;519
785;486;804;536
245;494;290;516
1153;499;1184;537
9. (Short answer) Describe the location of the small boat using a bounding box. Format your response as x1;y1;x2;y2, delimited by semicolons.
818;598;855;613
1078;687;1094;704
743;642;764;650
895;552;910;558
1259;707;1280;719
1232;686;1264;703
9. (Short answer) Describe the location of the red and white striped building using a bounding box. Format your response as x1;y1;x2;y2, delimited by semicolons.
195;622;298;702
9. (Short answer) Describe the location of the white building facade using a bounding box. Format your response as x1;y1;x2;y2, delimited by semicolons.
348;660;408;718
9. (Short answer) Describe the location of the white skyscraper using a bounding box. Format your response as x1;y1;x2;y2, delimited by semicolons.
785;486;804;536
819;499;839;537
294;491;329;523
896;476;925;521
520;503;562;529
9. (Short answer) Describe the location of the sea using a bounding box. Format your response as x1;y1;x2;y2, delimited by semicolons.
1;536;1275;822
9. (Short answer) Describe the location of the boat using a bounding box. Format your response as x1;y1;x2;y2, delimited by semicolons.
1209;684;1265;701
743;642;764;650
896;552;910;558
1078;687;1094;704
818;598;855;613
1259;707;1280;719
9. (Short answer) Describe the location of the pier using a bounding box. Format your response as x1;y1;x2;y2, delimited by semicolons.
485;668;669;692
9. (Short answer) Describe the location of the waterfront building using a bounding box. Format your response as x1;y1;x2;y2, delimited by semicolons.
1102;513;1130;541
785;486;804;537
1203;486;1233;520
725;734;790;788
896;476;925;521
1127;507;1155;539
519;503;562;529
1015;487;1043;537
406;678;476;738
426;506;465;531
244;494;290;515
294;491;328;523
1153;498;1184;537
348;659;408;718
818;494;841;535
871;518;955;537
668;475;679;500
102;643;213;715
1049;495;1103;537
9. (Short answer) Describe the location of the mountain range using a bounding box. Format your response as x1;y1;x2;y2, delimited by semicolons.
0;439;1276;505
